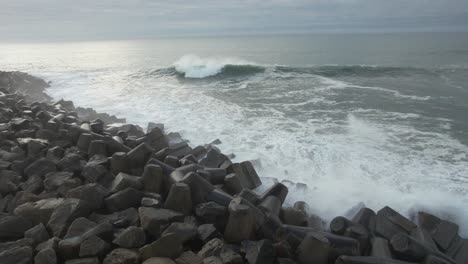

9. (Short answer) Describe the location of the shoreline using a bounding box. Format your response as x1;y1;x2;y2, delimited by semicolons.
0;70;466;264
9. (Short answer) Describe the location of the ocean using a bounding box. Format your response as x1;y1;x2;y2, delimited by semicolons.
1;32;468;234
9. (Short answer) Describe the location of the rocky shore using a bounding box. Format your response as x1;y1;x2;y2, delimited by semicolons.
0;70;466;264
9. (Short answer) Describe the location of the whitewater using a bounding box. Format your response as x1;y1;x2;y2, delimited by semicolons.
1;35;468;235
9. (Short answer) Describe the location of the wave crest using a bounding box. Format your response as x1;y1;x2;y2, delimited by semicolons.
173;55;264;78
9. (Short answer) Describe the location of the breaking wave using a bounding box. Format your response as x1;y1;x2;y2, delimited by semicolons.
145;55;468;80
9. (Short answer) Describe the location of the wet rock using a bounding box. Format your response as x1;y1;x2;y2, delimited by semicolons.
164;183;192;215
138;207;184;236
90;208;139;228
162;222;198;243
14;198;64;225
127;143;154;169
243;239;275;264
139;233;183;260
82;164;107;183
0;214;32;239
335;256;414;264
0;245;33;264
195;202;228;230
224;202;256;243
344;225;371;255
410;227;438;252
371;237;393;258
111;152;129;175
47;146;65;162
88;140;107;157
111;172;142;193
376;206;416;240
352;207;376;234
24;157;56;178
280;207;308;227
220;248;244;264
35;248;57;264
44;171;81;194
80;235;111;258
175;251;203;264
198;238;224;258
431;220;459;252
226;161;261;189
390;233;452;263
144;258;177;264
66;183;108;211
47;198;94;237
180;172;214;206
58;154;85;173
198;224;220;243
36;237;60;252
417;212;441;233
226;174;247;196
164;156;179;168
105;188;142;212
277;258;297;264
113;226;146;248
66;258;101;264
142;164;164;194
203;256;223;264
65;217;96;239
24;223;49;245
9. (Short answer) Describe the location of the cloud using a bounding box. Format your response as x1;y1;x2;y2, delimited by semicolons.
1;0;467;41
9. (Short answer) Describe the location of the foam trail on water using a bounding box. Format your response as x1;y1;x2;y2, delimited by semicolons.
173;54;255;78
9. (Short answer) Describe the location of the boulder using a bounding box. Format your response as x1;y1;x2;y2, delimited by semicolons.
24;157;56;178
44;171;81;194
226;161;261;189
164;183;192;215
244;239;276;264
104;188;142;212
65;258;101;264
198;238;224;258
89;208;139;228
161;222;198;243
376;206;416;240
139;233;183;260
175;251;203;264
103;248;140;264
14;198;65;225
111;152;129;175
0;214;32;239
195;202;228;230
142;164;164;194
144;258;177;264
47;198;94;237
24;223;50;245
57;154;84;173
111;173;142;193
198;224;220;243
224;203;256;243
35;248;57;264
112;226;146;248
0;245;33;264
66;183;109;211
82;164;107;183
139;207;184;236
79;235;111;258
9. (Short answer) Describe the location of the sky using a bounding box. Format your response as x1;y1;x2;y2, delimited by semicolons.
1;0;468;41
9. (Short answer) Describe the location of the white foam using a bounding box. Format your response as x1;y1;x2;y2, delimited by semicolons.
173;54;255;78
39;62;468;237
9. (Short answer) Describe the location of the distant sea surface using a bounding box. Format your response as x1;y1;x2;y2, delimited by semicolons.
2;32;468;233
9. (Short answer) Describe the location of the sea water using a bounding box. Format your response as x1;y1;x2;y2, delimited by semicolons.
1;32;468;234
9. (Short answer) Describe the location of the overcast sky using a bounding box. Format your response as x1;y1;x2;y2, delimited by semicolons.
1;0;468;41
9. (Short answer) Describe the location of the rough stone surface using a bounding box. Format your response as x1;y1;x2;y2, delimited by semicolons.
113;226;146;248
